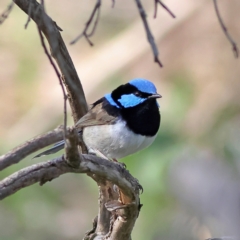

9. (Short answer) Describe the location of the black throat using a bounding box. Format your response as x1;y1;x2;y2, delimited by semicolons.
120;99;160;137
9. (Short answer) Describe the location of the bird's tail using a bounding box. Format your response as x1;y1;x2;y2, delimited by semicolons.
33;140;65;158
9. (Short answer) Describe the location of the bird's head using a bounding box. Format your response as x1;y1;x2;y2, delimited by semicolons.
105;78;161;108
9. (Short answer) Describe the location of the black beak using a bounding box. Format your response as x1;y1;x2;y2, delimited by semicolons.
148;93;162;99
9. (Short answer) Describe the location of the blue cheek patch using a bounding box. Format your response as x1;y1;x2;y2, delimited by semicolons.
105;93;146;108
118;94;146;108
104;93;120;108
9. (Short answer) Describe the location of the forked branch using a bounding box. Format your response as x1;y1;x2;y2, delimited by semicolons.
70;0;101;45
154;0;176;19
0;129;142;239
70;0;172;67
0;153;141;201
135;0;163;67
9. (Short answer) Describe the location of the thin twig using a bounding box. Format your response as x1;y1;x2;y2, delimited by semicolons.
135;0;163;67
154;0;176;19
0;127;64;171
0;1;14;25
70;0;101;45
37;27;68;138
213;0;239;58
24;0;33;28
112;0;115;8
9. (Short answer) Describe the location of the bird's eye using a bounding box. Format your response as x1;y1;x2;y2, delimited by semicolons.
134;91;141;96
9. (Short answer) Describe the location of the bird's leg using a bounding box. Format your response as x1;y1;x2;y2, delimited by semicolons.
88;148;126;168
88;147;109;160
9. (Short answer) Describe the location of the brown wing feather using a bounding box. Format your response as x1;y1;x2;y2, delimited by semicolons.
75;102;117;129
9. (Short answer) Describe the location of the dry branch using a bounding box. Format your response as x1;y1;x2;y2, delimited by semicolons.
0;124;142;239
14;0;88;123
24;0;32;28
0;1;14;24
112;0;115;8
1;1;143;239
0;127;63;171
213;0;239;58
0;154;141;201
70;0;101;46
154;0;176;19
135;0;163;67
37;27;68;138
0;145;142;239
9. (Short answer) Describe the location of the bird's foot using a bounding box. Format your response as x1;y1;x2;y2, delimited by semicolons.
111;158;126;168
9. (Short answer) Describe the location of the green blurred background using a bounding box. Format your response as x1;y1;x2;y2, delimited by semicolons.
1;0;240;239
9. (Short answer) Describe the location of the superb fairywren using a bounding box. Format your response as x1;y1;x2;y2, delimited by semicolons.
35;78;161;160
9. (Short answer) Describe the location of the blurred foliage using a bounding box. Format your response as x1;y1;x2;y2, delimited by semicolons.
1;0;240;240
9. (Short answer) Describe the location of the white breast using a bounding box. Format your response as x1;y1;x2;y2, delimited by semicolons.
83;120;156;159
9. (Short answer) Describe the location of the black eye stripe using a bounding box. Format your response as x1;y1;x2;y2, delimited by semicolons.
111;83;152;105
134;91;151;98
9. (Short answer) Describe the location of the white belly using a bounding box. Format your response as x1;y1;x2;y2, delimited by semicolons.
82;120;156;159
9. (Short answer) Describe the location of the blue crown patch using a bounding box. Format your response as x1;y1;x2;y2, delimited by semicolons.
129;78;157;94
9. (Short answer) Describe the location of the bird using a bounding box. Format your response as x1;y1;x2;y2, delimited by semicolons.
34;78;161;160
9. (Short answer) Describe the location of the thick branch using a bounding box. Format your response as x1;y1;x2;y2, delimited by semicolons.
64;127;83;168
106;202;139;240
96;182;117;236
0;152;141;240
0;154;141;201
14;0;88;122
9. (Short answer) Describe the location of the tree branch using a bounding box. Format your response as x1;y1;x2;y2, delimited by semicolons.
111;0;115;8
0;123;142;239
153;0;176;19
0;127;63;171
0;154;141;202
213;0;239;58
0;152;141;240
4;1;143;239
70;0;101;46
0;1;14;24
37;26;68;138
134;0;163;67
24;0;32;28
14;0;88;122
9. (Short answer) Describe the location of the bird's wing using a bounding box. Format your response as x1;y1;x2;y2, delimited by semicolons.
75;99;117;128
